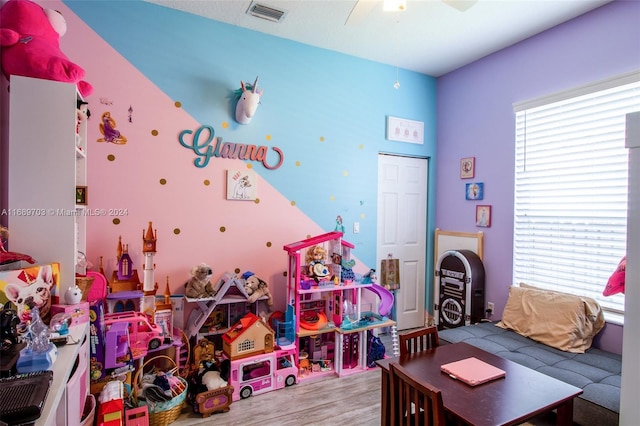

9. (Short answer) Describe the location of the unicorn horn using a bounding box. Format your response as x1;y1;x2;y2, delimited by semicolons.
252;76;259;93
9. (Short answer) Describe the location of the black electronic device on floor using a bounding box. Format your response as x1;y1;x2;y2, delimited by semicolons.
0;370;53;425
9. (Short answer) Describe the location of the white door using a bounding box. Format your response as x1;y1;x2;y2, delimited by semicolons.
377;154;428;331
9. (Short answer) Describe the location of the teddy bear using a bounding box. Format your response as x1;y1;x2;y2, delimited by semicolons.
184;263;216;299
242;272;273;308
0;0;93;97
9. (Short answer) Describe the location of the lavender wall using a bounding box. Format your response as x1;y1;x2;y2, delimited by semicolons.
436;0;640;354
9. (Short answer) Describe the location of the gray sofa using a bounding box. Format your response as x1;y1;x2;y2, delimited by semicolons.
438;322;621;426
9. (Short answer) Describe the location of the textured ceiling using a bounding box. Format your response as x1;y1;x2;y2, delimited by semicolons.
144;0;612;76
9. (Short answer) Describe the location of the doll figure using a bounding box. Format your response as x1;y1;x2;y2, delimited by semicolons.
97;111;127;144
305;245;330;282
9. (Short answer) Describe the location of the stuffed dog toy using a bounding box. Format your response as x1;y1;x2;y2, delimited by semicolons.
5;265;55;323
184;263;216;298
243;273;273;308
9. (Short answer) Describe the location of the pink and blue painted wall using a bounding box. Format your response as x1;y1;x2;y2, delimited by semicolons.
46;0;437;312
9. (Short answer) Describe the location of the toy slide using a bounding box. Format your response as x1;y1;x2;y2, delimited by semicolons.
365;285;394;317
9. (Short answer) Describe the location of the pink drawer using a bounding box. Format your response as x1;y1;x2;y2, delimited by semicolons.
51;302;90;325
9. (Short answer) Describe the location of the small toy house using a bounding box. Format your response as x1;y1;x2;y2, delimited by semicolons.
222;312;275;360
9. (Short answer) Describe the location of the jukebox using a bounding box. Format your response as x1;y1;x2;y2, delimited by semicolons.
434;249;485;329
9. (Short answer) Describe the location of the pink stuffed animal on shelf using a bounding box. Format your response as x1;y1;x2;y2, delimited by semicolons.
0;0;93;97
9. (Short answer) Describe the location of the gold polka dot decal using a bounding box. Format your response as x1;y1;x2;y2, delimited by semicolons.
330;195;336;201
360;213;366;219
265;134;272;141
204;180;210;186
159;178;167;185
220;226;226;232
254;198;260;204
222;121;229;129
112;218;120;225
290;201;296;206
295;161;301;167
247;164;253;169
234;268;241;274
343;171;348;177
173;228;180;235
266;241;272;247
151;130;159;136
359;144;364;150
320;136;325;142
174;101;182;108
107;154;115;161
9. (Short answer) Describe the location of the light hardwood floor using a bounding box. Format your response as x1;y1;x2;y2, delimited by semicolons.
173;369;382;426
171;366;559;426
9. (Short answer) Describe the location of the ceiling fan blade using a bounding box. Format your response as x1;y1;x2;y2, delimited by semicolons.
442;0;478;12
345;0;379;26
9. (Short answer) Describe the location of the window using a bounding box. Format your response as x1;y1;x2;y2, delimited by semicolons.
513;72;640;319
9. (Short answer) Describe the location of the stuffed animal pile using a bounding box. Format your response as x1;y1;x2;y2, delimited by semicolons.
0;0;93;97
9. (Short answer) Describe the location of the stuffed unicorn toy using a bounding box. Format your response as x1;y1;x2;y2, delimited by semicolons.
235;76;263;124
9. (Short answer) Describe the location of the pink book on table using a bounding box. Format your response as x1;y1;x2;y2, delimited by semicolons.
440;357;506;386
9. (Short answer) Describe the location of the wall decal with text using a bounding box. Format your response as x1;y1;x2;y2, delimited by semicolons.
179;125;284;170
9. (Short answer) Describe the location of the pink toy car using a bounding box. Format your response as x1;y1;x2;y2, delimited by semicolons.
229;347;297;401
104;311;164;352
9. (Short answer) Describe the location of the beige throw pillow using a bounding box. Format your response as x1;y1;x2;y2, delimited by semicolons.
496;285;605;353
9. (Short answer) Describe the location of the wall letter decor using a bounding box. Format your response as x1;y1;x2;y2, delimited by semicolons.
179;125;284;170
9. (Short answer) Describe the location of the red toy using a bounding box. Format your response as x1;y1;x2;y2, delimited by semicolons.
603;256;626;296
0;0;93;97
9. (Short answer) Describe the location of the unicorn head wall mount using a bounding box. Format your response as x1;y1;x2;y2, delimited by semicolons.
234;76;263;125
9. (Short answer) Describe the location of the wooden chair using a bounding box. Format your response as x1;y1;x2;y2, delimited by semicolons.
389;362;446;426
399;326;440;357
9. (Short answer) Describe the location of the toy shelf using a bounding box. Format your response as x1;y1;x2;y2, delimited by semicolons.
298;327;335;338
297;282;374;295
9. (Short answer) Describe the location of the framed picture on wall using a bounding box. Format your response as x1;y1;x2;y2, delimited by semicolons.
386;116;424;144
76;186;88;205
460;157;475;179
476;205;491;227
226;169;257;201
465;182;484;200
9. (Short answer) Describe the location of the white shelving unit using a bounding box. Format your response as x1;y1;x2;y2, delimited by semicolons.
8;75;87;301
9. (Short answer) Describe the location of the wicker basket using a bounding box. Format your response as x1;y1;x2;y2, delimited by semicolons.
133;355;188;426
75;275;95;302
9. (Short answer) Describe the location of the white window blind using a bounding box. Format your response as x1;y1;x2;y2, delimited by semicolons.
514;74;640;316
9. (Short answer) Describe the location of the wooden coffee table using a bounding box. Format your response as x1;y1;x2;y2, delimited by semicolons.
376;342;582;426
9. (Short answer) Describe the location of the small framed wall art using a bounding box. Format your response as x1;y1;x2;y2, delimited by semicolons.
476;205;491;228
460;157;475;179
465;182;484;200
226;169;257;200
75;186;88;205
386;116;424;144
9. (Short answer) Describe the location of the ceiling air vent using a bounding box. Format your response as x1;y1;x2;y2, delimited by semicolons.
246;1;288;23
